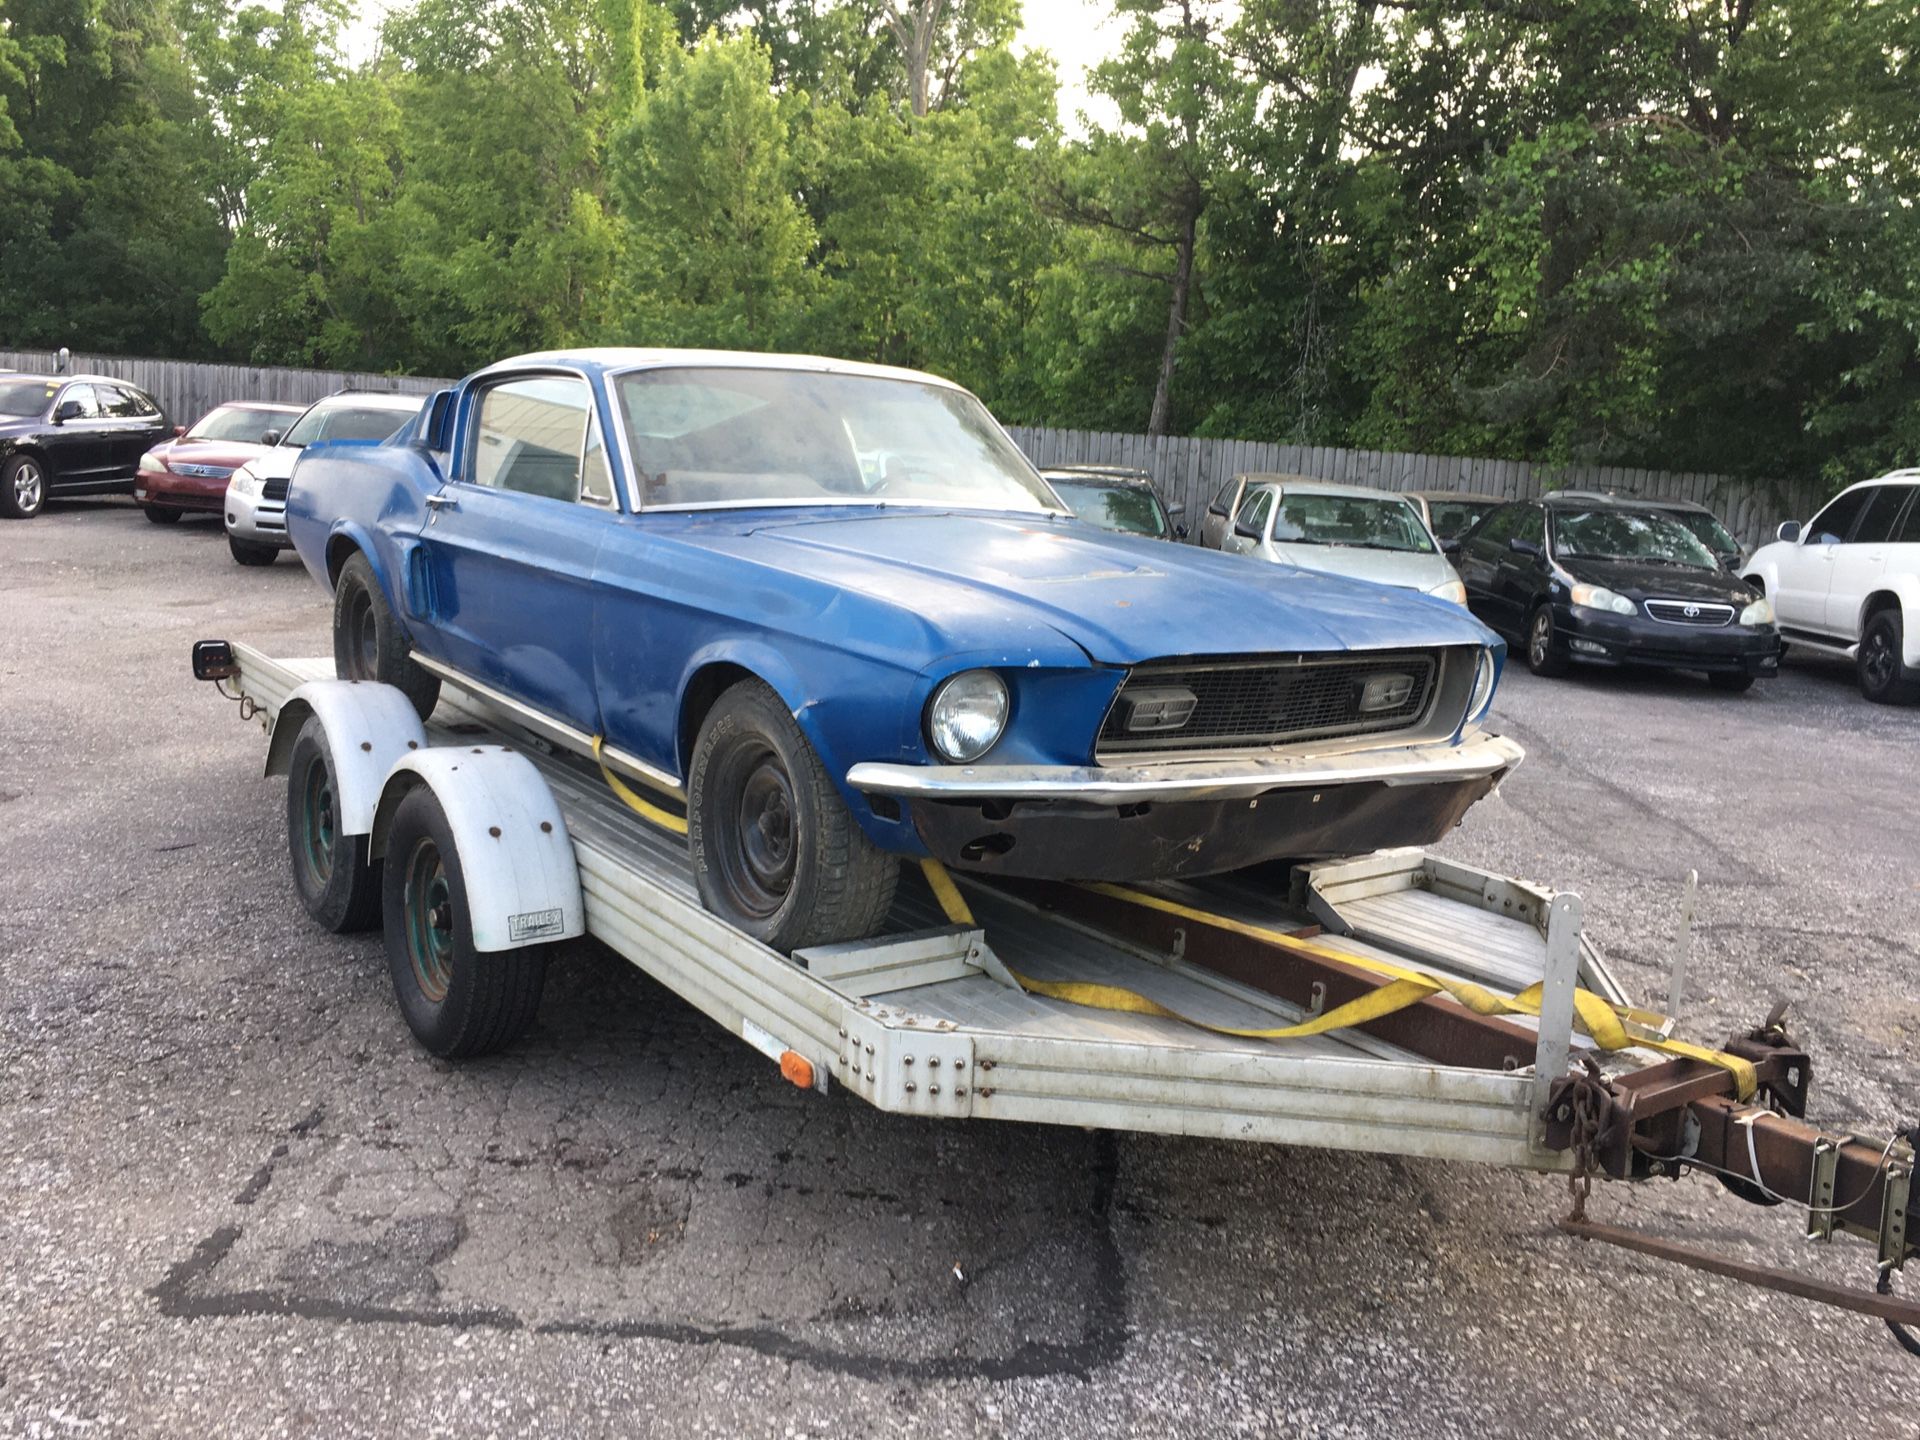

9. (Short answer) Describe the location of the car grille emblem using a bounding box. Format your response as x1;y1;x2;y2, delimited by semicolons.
1119;686;1199;733
1683;604;1701;618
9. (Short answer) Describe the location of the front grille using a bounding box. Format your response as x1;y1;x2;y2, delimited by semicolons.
1644;599;1734;627
262;476;290;502
175;463;233;480
1098;651;1438;756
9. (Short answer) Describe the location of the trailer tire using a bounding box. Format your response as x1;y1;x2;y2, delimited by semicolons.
381;785;547;1058
286;716;383;932
689;678;897;953
332;551;440;720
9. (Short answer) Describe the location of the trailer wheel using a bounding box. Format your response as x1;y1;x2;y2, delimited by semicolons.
381;785;547;1058
332;551;440;720
689;678;897;952
286;716;383;932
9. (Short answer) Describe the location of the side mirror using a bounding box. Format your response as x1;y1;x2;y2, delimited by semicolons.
1776;520;1801;543
1165;500;1186;518
261;430;283;447
1173;522;1189;541
1233;519;1263;541
53;399;84;424
1441;537;1462;557
1207;502;1227;518
423;389;457;451
1508;537;1543;558
173;425;187;438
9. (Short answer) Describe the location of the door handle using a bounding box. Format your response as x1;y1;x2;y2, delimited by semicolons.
425;493;458;511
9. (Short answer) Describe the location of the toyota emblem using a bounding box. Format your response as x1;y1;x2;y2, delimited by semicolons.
1683;603;1701;618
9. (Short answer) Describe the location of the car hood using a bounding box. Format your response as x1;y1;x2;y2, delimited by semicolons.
1266;542;1458;593
703;509;1496;665
1558;556;1757;602
153;439;275;469
239;444;301;480
0;415;45;439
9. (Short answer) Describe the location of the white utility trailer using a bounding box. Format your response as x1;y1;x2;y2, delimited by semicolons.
192;640;1920;1345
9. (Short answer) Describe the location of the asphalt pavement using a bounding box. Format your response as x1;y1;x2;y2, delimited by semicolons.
3;500;1918;1439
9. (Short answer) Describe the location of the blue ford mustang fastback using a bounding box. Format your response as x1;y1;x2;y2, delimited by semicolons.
287;349;1520;951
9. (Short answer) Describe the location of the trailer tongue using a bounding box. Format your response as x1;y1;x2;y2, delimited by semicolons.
196;639;1920;1354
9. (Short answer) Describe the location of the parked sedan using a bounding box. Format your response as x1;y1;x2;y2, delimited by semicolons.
0;373;173;519
1040;465;1185;539
1456;494;1780;691
287;349;1519;954
1211;477;1469;605
135;401;304;524
226;391;427;565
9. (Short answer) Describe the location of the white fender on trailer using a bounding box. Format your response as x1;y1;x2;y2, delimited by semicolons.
369;746;585;953
264;679;429;835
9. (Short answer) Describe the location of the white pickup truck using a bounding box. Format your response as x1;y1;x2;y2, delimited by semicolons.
1742;470;1920;702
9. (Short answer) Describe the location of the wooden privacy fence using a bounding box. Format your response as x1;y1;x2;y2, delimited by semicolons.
3;347;1823;548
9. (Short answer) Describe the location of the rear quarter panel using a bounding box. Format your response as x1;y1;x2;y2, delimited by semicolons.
284;439;443;639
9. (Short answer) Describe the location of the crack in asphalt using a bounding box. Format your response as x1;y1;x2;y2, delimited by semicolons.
145;1119;1132;1382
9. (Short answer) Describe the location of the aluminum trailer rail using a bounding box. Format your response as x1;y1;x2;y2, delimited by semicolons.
199;641;1920;1347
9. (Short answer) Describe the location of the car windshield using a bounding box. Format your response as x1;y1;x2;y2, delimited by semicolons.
1271;493;1434;553
0;378;58;418
1553;509;1719;568
188;406;296;444
1427;499;1498;541
283;401;418;448
616;368;1061;514
1668;509;1739;555
1050;479;1167;536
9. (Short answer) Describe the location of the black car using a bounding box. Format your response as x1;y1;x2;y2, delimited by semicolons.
1556;490;1745;571
0;372;174;520
1453;495;1782;691
1041;465;1186;540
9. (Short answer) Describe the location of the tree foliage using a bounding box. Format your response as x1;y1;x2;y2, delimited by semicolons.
4;0;1916;484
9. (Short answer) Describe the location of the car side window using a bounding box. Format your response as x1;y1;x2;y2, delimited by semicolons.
472;375;598;504
98;386;147;418
1472;504;1519;552
57;384;101;419
1514;505;1545;551
1893;489;1920;545
1806;487;1871;545
1234;487;1273;537
1851;485;1909;546
580;408;615;507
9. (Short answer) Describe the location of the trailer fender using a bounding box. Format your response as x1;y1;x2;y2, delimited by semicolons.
369;746;584;953
264;680;429;836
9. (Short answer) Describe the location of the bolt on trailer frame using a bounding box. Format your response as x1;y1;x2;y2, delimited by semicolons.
196;640;1920;1347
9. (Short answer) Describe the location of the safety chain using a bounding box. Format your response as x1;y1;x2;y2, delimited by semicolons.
1563;1055;1614;1224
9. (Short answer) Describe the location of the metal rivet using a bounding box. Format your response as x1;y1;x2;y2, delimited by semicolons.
904;1082;916;1094
865;1043;874;1055
865;1070;874;1081
540;821;553;833
904;1056;914;1066
407;740;419;749
837;1028;847;1038
979;1088;993;1098
835;1056;846;1067
953;1060;965;1071
979;1060;995;1071
928;1057;940;1069
929;1084;940;1096
955;1087;967;1098
488;826;501;838
360;741;372;752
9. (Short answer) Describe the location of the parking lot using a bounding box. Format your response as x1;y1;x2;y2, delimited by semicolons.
3;501;1917;1439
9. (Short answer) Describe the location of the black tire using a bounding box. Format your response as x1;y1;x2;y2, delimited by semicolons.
1859;608;1920;705
381;785;547;1058
1525;603;1568;677
689;678;898;952
1709;672;1756;694
332;551;441;720
142;505;182;525
228;533;279;566
286;716;383;932
1;454;48;520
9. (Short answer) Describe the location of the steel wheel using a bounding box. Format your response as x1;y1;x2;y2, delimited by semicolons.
341;585;379;680
401;837;456;1005
712;739;799;921
294;754;337;892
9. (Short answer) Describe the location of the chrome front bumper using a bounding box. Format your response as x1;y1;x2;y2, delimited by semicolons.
847;731;1524;807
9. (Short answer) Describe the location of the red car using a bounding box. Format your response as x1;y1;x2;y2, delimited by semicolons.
134;401;305;524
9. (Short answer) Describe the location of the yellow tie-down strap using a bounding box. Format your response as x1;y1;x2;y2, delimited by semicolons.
918;860;1756;1099
592;736;689;836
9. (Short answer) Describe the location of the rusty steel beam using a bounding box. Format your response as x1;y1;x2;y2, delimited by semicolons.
996;878;1542;1072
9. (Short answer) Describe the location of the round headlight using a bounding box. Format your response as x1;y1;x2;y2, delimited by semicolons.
927;670;1008;763
1468;647;1497;720
1739;596;1774;626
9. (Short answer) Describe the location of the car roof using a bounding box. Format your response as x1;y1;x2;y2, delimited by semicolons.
1406;490;1503;504
475;347;970;394
309;389;428;410
1041;465;1155;487
213;400;306;413
1238;475;1417;502
1554;489;1715;515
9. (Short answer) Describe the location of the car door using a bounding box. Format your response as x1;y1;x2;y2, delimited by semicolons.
42;383;111;483
416;371;612;734
1221;485;1274;557
1201;475;1246;549
1456;504;1521;634
1826;484;1916;637
96;385;162;474
1775;486;1872;633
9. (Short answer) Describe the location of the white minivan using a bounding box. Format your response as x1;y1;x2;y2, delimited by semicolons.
1740;470;1920;703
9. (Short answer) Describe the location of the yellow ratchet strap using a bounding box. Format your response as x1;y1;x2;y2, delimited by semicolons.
919;860;1756;1098
591;736;689;836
